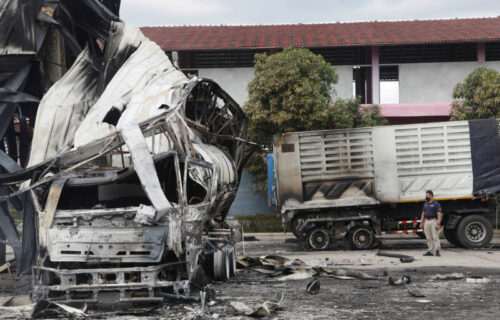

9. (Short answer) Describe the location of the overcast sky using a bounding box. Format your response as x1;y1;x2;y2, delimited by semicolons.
121;0;500;26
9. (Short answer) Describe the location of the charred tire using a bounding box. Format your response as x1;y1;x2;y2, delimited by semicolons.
213;250;230;281
456;215;493;248
226;246;236;276
307;228;330;250
443;228;462;247
291;218;302;238
347;226;374;250
203;252;215;278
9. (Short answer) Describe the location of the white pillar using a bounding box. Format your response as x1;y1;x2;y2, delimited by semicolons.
371;46;380;104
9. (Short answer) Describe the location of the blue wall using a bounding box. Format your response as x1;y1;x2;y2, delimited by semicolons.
228;169;274;216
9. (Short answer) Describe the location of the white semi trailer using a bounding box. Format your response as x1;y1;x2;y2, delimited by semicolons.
271;119;500;250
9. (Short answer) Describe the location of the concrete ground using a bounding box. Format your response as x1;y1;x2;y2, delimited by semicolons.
1;233;500;319
238;232;500;270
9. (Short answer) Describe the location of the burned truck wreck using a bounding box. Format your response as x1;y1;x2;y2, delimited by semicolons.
0;2;249;303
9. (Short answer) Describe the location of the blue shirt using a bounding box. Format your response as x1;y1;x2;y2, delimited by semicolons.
423;200;441;219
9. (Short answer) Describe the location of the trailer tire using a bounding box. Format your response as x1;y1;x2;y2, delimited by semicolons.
347;226;374;250
456;215;493;248
308;228;330;250
443;228;462;247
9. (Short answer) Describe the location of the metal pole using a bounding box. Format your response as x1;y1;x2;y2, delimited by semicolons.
242;226;246;256
0;227;5;265
496;199;499;229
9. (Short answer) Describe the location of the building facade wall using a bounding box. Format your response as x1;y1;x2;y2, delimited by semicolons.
199;65;354;106
198;67;255;106
399;61;500;103
332;65;355;100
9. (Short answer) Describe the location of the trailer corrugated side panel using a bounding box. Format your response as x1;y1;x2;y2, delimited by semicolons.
275;120;476;212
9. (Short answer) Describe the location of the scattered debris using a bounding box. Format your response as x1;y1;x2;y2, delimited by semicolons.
200;291;206;316
416;299;432;303
405;283;426;297
0;303;35;319
306;278;321;295
230;301;255;315
237;255;376;281
327;275;355;280
0;262;16;289
376;250;415;263
32;301;87;318
0;296;12;307
466;276;490;283
230;292;284;318
430;273;465;281
278;269;315;281
387;275;411;286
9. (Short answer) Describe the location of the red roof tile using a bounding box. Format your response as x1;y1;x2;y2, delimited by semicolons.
140;17;500;51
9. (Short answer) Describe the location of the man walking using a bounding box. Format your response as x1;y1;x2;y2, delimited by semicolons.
421;190;442;256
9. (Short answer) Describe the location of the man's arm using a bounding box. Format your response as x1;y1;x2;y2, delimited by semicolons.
437;210;442;229
420;211;425;228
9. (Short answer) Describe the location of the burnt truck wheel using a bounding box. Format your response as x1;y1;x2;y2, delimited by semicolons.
347;226;374;250
308;228;330;250
213;249;230;281
444;228;462;247
456;215;493;248
291;218;302;238
225;246;236;276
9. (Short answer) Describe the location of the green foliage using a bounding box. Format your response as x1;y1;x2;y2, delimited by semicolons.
450;67;500;120
245;47;338;143
234;213;290;233
244;47;387;195
245;152;269;193
329;98;388;129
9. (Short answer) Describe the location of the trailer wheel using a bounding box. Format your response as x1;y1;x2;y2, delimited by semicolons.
443;228;462;247
308;228;330;250
456;215;493;248
213;249;230;281
347;226;374;250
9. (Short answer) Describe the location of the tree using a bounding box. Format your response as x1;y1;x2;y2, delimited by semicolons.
244;47;387;193
245;47;338;143
450;67;500;120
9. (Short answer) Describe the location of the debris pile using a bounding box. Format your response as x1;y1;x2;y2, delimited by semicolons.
376;250;415;263
236;255;376;280
230;292;284;318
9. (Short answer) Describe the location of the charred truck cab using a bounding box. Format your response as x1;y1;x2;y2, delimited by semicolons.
271;120;500;250
0;22;249;304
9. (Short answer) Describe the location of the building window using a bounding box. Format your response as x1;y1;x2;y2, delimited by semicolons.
352;66;372;104
380;65;399;104
353;65;399;104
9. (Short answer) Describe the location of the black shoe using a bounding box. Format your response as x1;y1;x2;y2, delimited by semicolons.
423;251;433;256
435;251;441;257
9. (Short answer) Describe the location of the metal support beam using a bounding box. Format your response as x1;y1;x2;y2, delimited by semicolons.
0;227;5;265
371;46;380;104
